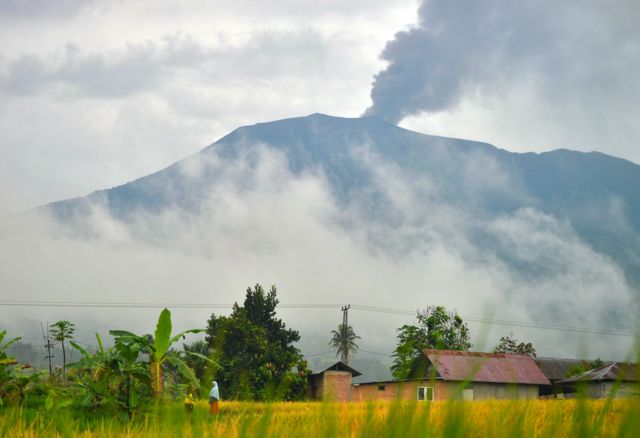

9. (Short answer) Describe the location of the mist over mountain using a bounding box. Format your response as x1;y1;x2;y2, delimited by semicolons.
3;114;639;360
48;113;640;287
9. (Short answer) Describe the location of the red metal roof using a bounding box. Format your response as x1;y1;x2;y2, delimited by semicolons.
424;350;551;385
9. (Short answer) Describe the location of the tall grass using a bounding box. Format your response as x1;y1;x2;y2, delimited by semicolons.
1;398;638;437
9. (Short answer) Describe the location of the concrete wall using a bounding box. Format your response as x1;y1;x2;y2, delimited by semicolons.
352;381;539;401
352;380;452;401
468;383;538;400
590;382;639;398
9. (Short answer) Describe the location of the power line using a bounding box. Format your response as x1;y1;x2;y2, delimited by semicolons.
358;349;393;357
1;299;637;338
305;349;392;358
305;350;335;357
15;336;96;345
349;305;639;338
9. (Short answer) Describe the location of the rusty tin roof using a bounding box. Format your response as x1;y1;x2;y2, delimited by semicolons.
557;362;638;384
534;357;590;381
424;350;551;385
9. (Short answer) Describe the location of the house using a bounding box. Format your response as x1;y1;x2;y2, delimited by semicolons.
308;352;637;402
307;361;361;402
352;350;550;401
534;357;588;396
556;362;639;398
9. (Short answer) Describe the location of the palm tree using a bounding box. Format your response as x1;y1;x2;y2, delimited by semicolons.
329;324;360;365
50;320;75;381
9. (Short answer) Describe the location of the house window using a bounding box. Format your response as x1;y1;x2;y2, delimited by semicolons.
378;385;386;391
417;386;434;401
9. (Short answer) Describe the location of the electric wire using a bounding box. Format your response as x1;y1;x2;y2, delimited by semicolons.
1;299;637;338
358;349;393;357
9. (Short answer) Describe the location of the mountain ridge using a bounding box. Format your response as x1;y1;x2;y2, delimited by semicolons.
44;113;640;208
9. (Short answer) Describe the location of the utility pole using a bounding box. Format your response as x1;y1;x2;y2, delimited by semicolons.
41;321;54;376
342;305;350;329
341;305;350;364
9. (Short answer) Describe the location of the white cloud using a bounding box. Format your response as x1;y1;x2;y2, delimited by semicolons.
1;143;635;361
0;0;413;214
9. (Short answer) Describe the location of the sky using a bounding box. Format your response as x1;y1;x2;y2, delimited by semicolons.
1;1;639;363
1;0;639;216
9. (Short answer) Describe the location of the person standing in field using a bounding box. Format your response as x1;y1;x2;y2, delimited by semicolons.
209;381;220;415
184;393;195;413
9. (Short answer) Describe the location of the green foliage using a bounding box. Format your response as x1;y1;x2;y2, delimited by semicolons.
49;320;76;381
154;309;173;357
566;358;606;378
391;305;471;379
0;330;20;361
69;332;151;419
205;284;310;401
0;330;44;407
493;333;537;357
4;367;44;406
0;331;20;378
181;340;211;393
329;324;360;365
49;321;76;343
109;308;208;395
1;330;20;405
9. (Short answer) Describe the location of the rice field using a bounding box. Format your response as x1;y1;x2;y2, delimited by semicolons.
1;398;638;437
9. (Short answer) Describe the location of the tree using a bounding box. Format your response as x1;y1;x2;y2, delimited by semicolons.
181;340;211;386
391;306;471;379
110;308;210;396
49;321;75;381
0;330;20;404
205;284;309;400
329;324;360;365
0;330;20;366
493;333;537;357
0;331;43;407
565;358;606;378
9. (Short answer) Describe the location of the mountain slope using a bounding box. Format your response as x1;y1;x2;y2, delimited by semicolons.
47;113;640;286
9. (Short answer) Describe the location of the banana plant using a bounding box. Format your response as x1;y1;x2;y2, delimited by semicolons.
0;330;22;406
110;308;214;395
70;332;151;419
9;365;44;406
0;330;20;366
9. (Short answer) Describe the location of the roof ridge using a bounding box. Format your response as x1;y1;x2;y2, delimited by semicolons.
423;349;533;359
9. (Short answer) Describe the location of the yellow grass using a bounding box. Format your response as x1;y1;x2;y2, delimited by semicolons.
1;398;638;437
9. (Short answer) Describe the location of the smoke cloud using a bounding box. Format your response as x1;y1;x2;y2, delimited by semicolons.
363;0;640;125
